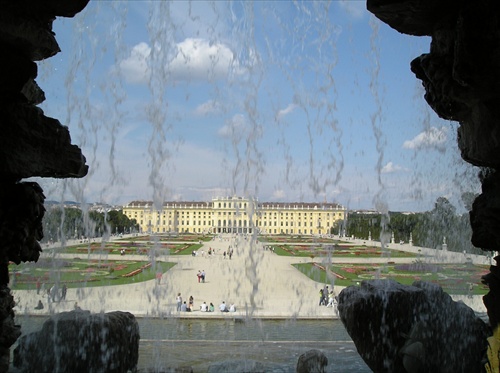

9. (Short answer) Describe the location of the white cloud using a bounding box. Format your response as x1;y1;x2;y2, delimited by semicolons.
403;126;449;152
119;42;151;84
119;38;238;84
276;103;297;121
195;99;222;116
169;38;237;81
381;161;404;174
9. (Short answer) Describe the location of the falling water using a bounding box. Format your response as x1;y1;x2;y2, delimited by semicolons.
13;1;486;371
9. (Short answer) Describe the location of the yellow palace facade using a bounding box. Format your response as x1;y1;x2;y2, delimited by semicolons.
123;196;346;236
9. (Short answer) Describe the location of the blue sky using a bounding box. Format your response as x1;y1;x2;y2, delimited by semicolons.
33;1;479;212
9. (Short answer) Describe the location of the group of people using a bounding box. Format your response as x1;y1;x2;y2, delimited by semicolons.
176;293;193;312
176;293;236;313
222;248;234;259
45;283;67;303
319;285;337;308
34;283;68;310
219;301;236;312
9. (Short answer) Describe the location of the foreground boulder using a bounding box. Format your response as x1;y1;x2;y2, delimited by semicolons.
296;349;328;373
13;310;139;373
338;280;489;373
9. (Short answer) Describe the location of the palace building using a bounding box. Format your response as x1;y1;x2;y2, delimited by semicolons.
123;196;346;236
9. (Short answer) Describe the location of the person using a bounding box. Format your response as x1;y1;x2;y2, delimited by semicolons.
200;302;208;312
176;293;182;311
74;302;81;310
156;272;162;284
327;291;335;308
49;285;58;303
61;284;67;301
201;270;206;283
319;288;324;306
197;271;201;283
229;303;236;312
223;251;226;259
209;302;215;312
181;301;188;312
189;295;194;310
34;300;44;310
219;301;229;312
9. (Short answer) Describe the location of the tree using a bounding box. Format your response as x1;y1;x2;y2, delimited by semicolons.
106;210;138;234
40;206;139;242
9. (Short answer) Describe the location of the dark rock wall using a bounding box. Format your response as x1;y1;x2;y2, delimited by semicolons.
338;280;490;373
0;1;89;371
336;1;500;371
367;0;500;326
367;0;500;242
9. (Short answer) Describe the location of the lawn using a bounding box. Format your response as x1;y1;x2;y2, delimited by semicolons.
259;235;348;244
271;244;416;259
9;235;208;291
9;258;176;291
124;234;213;242
59;241;202;256
293;262;490;295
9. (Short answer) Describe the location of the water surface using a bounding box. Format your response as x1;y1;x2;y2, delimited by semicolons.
13;316;371;372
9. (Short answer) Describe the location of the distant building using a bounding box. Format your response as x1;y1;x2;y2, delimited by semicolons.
123;196;346;235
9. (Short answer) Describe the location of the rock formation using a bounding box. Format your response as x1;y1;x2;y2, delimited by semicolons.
0;1;89;371
338;280;490;373
336;0;500;370
13;310;140;373
296;349;328;373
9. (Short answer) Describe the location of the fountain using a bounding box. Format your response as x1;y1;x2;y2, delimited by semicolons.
1;0;497;372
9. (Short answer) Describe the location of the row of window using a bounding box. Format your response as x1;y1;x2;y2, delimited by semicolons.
140;220;333;227
129;210;343;218
149;227;319;235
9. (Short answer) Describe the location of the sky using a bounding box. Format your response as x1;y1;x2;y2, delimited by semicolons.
32;1;480;212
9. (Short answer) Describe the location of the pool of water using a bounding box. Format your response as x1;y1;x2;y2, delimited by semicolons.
12;316;371;372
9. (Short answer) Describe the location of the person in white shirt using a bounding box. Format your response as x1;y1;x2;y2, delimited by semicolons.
176;293;182;311
229;303;236;312
200;302;208;312
327;291;337;311
219;301;228;312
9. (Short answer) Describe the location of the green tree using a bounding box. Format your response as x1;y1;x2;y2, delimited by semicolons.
106;209;138;234
346;213;381;240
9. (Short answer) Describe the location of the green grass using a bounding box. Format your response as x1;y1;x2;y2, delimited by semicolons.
271;244;416;259
58;242;202;256
173;243;203;255
293;262;490;296
9;236;205;291
9;259;176;290
259;235;349;244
